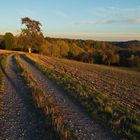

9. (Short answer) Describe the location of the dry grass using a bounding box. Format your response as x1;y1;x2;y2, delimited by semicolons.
1;51;140;139
0;49;25;54
0;54;7;108
25;53;140;140
15;55;77;140
28;54;140;112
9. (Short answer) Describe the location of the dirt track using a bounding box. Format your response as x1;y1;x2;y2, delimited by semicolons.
0;52;123;140
18;54;117;140
0;54;52;140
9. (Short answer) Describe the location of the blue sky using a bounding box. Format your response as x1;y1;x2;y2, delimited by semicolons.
0;0;140;41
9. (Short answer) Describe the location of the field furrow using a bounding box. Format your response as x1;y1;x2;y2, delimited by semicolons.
31;55;140;111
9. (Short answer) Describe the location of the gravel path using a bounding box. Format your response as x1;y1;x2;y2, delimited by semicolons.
19;54;118;140
0;55;53;140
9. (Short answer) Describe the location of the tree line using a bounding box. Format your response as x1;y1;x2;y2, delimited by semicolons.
0;17;140;67
42;38;140;67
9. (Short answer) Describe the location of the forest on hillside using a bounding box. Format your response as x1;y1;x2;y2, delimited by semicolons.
0;17;140;68
0;33;140;67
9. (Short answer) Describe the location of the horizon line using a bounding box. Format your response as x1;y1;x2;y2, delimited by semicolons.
1;31;140;42
46;32;140;42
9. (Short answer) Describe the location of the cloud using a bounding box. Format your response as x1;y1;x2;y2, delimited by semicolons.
16;9;34;17
90;6;140;17
75;6;140;26
55;10;67;18
74;20;99;25
125;18;140;24
74;18;140;25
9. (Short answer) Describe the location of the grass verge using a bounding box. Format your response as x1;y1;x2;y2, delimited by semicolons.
0;56;3;97
15;55;77;140
0;54;7;109
23;54;140;140
0;54;7;91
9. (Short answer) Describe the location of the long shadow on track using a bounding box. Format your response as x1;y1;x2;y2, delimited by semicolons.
0;54;59;140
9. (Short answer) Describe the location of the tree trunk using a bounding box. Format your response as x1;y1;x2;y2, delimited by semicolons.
28;47;32;53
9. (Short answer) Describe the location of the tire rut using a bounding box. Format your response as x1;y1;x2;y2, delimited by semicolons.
0;54;52;140
19;54;118;140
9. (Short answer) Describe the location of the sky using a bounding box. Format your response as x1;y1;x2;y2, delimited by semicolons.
0;0;140;41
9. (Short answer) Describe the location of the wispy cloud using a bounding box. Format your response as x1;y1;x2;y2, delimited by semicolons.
55;10;67;18
90;6;140;18
74;6;140;26
16;9;34;17
74;18;140;25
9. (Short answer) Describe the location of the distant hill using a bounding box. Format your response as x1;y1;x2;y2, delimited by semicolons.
46;37;140;50
111;40;140;51
45;37;140;67
0;35;140;67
